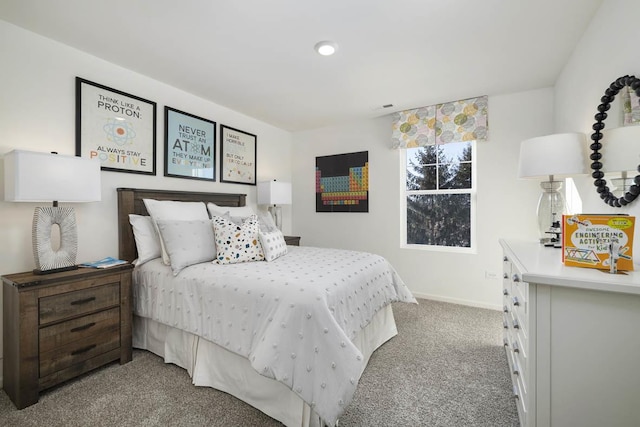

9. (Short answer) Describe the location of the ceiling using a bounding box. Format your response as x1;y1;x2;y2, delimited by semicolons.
0;0;603;132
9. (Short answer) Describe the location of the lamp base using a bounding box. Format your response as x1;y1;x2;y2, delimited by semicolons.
33;206;78;273
268;205;283;230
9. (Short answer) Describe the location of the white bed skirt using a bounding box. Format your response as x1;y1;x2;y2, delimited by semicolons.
133;304;398;427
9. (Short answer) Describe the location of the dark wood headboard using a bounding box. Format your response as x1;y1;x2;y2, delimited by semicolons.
117;187;247;263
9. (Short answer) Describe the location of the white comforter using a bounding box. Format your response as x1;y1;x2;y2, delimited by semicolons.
133;246;416;425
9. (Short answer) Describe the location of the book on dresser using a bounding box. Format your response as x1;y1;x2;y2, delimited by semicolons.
562;214;635;271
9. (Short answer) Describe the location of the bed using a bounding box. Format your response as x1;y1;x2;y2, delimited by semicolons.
117;187;416;426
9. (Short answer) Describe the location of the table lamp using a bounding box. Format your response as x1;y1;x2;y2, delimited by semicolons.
517;132;587;245
4;150;101;274
257;180;292;230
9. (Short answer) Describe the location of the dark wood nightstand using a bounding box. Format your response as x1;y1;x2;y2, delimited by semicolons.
284;235;301;246
2;263;133;409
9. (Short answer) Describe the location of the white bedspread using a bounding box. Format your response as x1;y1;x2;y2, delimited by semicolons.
133;246;416;425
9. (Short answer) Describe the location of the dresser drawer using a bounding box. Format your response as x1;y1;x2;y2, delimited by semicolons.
39;327;120;377
39;307;120;354
514;371;528;426
39;282;120;325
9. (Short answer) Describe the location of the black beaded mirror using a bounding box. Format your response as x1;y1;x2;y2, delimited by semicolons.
590;75;640;207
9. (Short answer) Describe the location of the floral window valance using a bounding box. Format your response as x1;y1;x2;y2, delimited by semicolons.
391;95;489;148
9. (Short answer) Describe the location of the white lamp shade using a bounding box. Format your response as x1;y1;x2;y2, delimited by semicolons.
600;125;640;173
517;132;588;179
4;150;101;202
257;181;292;205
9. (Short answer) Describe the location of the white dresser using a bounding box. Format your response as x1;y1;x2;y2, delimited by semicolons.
500;239;640;427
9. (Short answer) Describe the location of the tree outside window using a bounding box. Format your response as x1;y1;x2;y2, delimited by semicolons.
403;141;475;249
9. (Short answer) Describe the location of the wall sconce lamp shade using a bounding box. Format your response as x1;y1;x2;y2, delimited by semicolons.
257;180;292;230
4;150;101;273
517;133;588;244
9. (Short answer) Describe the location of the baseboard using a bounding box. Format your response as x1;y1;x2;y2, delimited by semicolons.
411;292;501;311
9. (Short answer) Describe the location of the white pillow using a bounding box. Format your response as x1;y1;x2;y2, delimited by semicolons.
259;229;288;262
156;219;216;276
212;215;265;264
143;199;209;265
207;202;254;219
128;214;161;266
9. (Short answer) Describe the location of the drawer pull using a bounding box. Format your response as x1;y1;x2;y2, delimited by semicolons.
503;338;509;347
503;305;509;313
513;319;520;329
513;341;520;353
503;288;509;296
71;344;97;356
503;320;509;329
513;386;519;399
70;297;96;306
513;364;520;376
503;273;508;279
512;296;520;306
503;256;508;262
512;274;520;283
70;322;96;333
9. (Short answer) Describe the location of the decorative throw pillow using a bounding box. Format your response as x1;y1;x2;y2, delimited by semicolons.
128;214;161;266
259;229;288;262
143;199;209;265
212;214;265;264
207;202;255;219
156;219;216;276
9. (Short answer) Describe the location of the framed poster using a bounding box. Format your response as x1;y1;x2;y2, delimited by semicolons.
220;125;257;185
164;107;216;181
316;151;369;212
76;77;156;174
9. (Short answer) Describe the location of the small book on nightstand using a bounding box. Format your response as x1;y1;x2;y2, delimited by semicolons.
79;256;128;269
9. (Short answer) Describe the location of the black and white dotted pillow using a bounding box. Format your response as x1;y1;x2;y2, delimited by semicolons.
259;230;288;262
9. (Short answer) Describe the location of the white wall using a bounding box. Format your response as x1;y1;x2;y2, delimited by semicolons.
292;88;554;310
555;0;640;245
0;20;293;382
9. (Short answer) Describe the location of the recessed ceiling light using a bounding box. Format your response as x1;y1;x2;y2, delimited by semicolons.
314;41;338;56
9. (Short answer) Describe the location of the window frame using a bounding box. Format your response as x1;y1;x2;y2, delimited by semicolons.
399;141;477;253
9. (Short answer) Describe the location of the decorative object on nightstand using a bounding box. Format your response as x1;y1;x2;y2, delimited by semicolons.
257;179;292;230
517;132;587;246
3;150;101;274
2;264;133;409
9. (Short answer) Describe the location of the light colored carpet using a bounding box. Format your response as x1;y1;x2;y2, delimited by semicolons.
0;299;519;426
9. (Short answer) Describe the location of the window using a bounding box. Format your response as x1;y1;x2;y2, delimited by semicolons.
401;141;476;251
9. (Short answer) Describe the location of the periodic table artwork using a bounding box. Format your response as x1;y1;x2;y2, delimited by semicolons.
315;151;368;212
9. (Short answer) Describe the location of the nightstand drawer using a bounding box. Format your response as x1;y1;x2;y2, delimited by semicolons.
39;307;120;354
39;327;120;377
39;282;120;325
